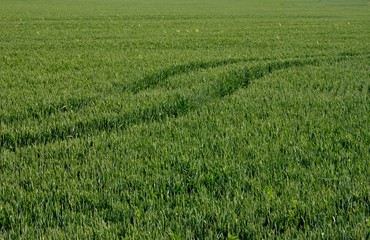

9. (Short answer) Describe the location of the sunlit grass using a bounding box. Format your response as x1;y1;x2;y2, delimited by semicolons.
0;0;369;239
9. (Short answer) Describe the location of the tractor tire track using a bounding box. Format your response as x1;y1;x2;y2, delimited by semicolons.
0;53;367;151
123;52;368;94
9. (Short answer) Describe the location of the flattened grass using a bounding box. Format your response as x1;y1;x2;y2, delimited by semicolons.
0;0;369;238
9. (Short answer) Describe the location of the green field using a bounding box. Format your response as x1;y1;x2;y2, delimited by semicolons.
0;0;369;238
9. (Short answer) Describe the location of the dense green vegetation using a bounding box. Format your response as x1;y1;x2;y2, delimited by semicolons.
0;0;369;238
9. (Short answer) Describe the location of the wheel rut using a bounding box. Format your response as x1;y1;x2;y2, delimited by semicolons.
1;52;367;151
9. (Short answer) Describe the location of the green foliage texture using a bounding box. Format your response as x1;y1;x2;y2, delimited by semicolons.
0;0;369;239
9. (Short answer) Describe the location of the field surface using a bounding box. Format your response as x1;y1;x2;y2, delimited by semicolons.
0;0;369;238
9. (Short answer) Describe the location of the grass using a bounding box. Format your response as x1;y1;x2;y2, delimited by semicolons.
0;0;369;239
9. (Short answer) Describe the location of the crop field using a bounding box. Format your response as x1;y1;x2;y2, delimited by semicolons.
0;0;369;238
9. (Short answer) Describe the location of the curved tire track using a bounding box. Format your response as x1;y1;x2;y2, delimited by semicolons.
0;53;367;151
